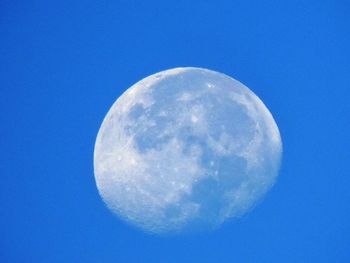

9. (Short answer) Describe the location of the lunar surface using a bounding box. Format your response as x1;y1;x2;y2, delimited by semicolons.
94;67;282;234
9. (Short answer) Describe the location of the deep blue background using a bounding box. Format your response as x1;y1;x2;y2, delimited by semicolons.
1;0;349;262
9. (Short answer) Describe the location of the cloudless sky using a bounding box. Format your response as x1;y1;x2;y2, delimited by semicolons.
1;0;350;262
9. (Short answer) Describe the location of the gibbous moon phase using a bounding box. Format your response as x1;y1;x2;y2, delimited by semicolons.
94;67;282;234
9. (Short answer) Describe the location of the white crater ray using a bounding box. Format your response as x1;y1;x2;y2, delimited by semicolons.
94;67;282;234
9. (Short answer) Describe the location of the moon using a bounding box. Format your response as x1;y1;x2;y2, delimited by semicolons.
94;67;282;234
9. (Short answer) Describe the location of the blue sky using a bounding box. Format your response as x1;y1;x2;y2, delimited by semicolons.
1;0;349;262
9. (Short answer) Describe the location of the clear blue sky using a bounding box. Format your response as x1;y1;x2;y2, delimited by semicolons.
1;0;349;262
